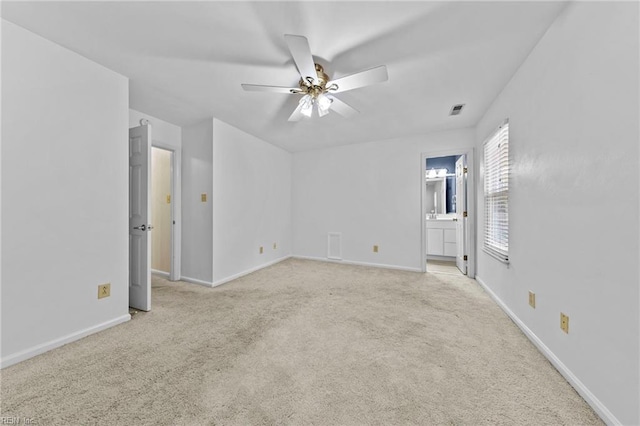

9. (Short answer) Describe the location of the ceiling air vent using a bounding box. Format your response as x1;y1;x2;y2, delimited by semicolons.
450;104;465;116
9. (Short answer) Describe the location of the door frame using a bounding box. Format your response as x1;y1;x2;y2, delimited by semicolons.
151;141;182;281
420;147;476;278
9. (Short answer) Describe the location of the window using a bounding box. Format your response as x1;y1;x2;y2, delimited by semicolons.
483;120;509;263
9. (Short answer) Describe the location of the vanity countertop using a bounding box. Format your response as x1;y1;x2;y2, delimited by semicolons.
426;216;456;221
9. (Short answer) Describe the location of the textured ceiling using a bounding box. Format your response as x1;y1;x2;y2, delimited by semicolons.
1;1;566;152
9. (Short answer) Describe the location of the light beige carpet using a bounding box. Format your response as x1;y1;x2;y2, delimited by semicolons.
1;259;601;425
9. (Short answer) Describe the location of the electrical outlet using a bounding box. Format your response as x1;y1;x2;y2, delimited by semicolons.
201;193;207;202
373;245;379;253
560;312;569;333
98;283;111;299
528;291;536;308
259;246;264;254
273;243;277;250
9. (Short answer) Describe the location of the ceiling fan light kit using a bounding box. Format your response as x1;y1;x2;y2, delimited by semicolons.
241;34;388;121
293;64;336;118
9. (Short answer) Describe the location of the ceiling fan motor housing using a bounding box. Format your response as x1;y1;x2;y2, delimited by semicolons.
297;64;336;97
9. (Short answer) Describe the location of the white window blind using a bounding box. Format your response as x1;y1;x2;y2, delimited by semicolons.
483;120;509;263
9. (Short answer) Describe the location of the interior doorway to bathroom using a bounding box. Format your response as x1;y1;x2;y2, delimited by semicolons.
150;140;181;282
420;149;476;277
151;147;173;277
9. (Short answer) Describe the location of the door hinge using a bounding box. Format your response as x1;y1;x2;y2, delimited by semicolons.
463;167;468;174
463;211;468;218
463;255;468;261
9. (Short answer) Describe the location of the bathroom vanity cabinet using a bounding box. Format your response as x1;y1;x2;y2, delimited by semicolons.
426;220;457;257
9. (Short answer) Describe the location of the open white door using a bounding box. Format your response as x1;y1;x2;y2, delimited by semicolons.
455;156;467;275
129;125;152;311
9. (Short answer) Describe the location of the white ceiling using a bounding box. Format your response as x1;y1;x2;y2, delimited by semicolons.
1;1;566;152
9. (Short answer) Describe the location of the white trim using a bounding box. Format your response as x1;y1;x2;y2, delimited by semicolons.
151;141;182;281
420;148;476;278
293;255;422;273
475;275;620;426
211;256;292;288
0;314;131;369
151;269;170;278
180;276;214;288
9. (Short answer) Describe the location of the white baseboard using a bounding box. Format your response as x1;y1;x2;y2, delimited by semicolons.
180;275;214;288
475;276;620;426
211;255;292;288
292;255;422;273
151;269;170;278
0;314;131;369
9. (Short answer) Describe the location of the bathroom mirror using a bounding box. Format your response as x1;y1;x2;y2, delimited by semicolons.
426;178;446;215
426;155;460;215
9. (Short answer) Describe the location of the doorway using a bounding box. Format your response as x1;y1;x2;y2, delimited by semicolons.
420;149;475;278
151;147;173;277
129;124;182;312
151;141;181;282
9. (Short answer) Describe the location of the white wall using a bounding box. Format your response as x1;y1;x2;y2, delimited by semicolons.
1;20;130;365
181;119;213;284
292;129;474;271
129;109;181;149
0;19;4;363
211;119;292;285
474;3;639;425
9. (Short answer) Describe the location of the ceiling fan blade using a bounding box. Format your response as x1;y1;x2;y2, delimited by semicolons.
327;65;388;94
284;34;318;85
288;102;305;122
329;96;359;118
241;84;300;94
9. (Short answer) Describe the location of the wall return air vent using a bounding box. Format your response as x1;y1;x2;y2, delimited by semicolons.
450;104;465;116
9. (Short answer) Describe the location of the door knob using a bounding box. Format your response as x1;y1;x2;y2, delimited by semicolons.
133;224;147;231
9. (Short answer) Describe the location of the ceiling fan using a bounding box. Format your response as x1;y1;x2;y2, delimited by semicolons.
241;34;389;121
